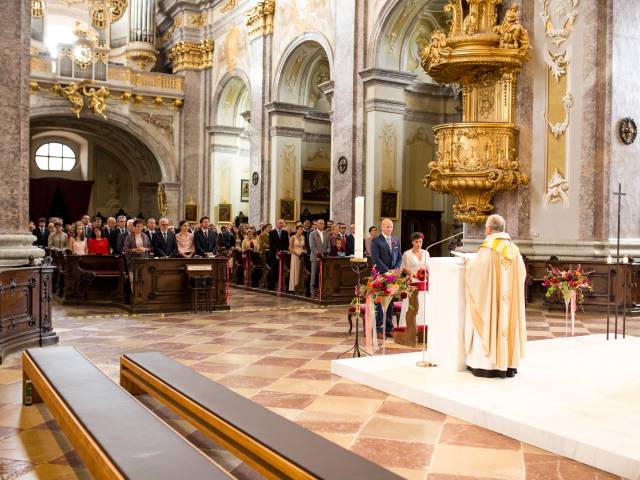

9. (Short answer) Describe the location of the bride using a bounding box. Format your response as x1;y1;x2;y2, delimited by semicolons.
398;232;429;328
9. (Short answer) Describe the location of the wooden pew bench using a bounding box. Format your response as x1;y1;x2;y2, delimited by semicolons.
120;352;403;480
22;347;231;480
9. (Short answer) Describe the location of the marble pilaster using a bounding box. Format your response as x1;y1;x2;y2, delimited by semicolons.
330;0;357;224
0;0;43;266
248;32;273;226
180;69;208;218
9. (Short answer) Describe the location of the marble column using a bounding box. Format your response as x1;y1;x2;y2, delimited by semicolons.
330;0;357;224
248;32;273;226
0;0;43;266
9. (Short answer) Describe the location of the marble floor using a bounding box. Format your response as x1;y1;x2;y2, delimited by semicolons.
0;290;635;480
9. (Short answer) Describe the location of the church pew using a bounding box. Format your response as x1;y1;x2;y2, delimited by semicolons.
120;352;403;480
22;347;232;480
61;254;126;304
246;250;265;287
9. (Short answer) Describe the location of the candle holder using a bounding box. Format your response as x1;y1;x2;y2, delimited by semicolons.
338;257;370;358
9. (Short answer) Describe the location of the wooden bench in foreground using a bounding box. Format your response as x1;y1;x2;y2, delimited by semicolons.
120;352;403;480
23;347;232;480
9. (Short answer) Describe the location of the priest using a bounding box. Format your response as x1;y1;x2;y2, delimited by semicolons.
464;214;526;378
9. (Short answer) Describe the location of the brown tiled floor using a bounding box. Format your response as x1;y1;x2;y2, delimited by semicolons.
0;289;634;480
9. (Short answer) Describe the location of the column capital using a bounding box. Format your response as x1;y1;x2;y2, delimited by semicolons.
167;39;214;73
244;0;275;40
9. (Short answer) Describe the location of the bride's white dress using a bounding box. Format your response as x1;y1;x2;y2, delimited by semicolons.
398;249;430;328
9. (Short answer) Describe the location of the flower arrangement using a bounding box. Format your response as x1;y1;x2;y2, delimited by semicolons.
415;268;428;282
542;264;592;304
356;267;415;304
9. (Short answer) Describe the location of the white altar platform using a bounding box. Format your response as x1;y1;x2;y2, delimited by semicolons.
331;334;640;479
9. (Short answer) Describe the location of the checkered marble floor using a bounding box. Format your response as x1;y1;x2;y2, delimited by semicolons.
0;290;635;480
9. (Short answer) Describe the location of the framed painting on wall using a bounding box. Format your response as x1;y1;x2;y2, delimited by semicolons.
184;199;198;222
302;168;330;203
380;190;400;220
217;203;232;224
279;198;296;222
241;179;249;202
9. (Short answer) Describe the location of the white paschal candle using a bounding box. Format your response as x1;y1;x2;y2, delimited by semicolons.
354;196;364;259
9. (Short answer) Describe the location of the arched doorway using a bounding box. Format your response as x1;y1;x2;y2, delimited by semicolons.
210;74;251;226
30;116;165;224
270;38;332;224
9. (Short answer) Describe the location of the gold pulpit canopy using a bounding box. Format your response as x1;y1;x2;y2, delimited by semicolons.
421;1;530;223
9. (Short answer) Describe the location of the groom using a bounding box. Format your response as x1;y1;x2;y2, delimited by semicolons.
370;218;402;339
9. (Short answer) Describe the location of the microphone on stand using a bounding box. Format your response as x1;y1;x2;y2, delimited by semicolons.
425;231;464;254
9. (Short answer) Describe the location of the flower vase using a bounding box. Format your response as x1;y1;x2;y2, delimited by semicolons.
561;288;575;336
379;295;393;355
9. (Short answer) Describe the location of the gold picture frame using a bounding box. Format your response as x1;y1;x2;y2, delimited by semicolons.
380;190;400;220
217;203;232;224
279;198;296;222
184;199;198;222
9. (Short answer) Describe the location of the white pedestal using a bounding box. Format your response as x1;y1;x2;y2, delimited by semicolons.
428;257;467;372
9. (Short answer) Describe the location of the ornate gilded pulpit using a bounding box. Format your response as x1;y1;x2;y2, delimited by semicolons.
421;1;530;223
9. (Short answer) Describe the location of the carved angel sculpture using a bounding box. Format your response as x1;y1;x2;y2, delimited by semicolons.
421;30;450;70
59;83;85;118
83;85;109;119
494;5;530;51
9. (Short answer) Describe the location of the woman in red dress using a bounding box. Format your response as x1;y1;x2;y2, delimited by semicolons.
87;227;110;255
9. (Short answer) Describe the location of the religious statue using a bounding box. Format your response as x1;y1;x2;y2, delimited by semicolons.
157;183;168;217
462;12;479;35
58;83;85;118
83;85;110;119
494;5;530;51
421;30;450;70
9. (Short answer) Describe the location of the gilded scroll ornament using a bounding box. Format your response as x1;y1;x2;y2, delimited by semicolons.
543;168;569;207
244;0;275;39
420;1;530;223
109;0;128;23
544;93;573;138
167;39;214;73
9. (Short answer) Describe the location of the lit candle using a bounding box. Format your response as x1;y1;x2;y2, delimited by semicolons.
354;196;364;259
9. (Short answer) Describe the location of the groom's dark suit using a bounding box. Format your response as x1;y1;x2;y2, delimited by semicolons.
370;234;402;334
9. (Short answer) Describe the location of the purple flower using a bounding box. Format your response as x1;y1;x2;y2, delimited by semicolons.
386;275;396;282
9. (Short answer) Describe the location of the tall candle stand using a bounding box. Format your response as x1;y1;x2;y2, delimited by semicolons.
338;257;370;358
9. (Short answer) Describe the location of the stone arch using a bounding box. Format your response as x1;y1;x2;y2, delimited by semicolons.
29;110;175;220
369;0;447;77
30;105;177;183
211;69;251;127
273;32;334;105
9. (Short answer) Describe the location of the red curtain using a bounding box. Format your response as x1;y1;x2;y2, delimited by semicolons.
30;178;94;223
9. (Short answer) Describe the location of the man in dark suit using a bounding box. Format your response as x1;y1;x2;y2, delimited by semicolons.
116;219;134;254
110;215;127;254
32;217;48;248
102;216;116;243
152;218;177;257
268;218;290;289
194;216;216;257
345;224;355;256
370;218;402;339
144;218;157;244
220;226;234;250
